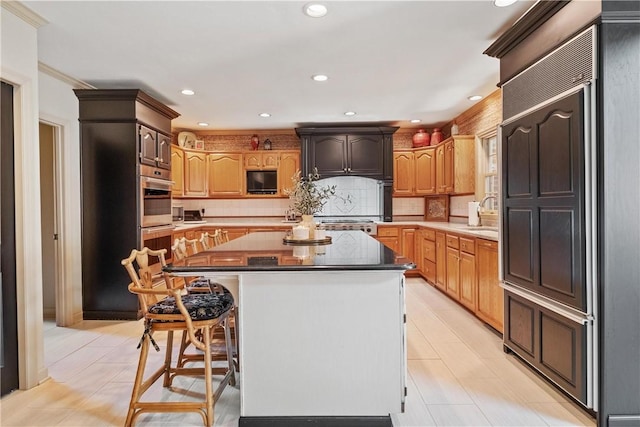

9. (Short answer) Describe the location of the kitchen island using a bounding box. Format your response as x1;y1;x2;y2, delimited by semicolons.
165;230;414;427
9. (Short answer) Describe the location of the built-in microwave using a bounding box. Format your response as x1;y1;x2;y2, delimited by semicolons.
140;176;172;227
246;170;278;195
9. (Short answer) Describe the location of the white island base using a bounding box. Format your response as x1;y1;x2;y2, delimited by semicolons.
234;270;406;426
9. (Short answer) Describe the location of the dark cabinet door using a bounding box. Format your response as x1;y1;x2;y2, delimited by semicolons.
311;135;347;177
501;90;586;311
139;125;157;167
347;134;384;177
157;132;171;170
504;291;587;405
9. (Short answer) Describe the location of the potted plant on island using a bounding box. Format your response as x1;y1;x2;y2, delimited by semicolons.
285;168;336;237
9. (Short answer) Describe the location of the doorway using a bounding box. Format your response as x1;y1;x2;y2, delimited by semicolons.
1;81;19;396
39;122;60;323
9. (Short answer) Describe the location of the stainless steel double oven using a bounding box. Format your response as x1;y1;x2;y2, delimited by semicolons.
140;173;174;261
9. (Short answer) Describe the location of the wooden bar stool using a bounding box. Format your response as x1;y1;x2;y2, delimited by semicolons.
121;247;235;426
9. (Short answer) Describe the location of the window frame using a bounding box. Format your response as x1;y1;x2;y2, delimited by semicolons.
475;127;499;221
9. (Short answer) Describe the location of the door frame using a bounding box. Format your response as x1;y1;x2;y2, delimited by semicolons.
38;119;69;326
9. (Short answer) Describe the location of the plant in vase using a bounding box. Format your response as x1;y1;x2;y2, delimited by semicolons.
285;168;336;237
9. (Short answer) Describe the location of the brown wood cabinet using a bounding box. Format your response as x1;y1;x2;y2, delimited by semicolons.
446;242;460;299
244;152;279;170
440;135;475;195
435;231;447;292
278;151;300;195
392;147;436;196
459;237;476;311
476;239;502;332
208;153;244;196
184;150;208;197
171;145;184;196
376;226;400;252
393;151;414;195
415;147;436;194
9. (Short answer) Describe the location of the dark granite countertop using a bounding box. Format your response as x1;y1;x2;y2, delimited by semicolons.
165;230;415;273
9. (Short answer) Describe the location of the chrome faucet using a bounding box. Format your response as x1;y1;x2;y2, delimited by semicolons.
477;195;498;226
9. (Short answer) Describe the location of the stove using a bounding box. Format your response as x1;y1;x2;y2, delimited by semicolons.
319;218;378;236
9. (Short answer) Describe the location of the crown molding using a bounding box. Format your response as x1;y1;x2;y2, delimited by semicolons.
38;62;95;89
1;1;48;28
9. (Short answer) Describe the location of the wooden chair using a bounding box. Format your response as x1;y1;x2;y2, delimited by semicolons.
220;229;230;243
171;236;199;260
121;247;235;427
199;230;219;250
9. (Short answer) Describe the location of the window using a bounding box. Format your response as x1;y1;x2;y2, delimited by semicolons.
481;135;499;213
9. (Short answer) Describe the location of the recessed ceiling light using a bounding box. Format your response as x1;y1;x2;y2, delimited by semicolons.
410;119;421;123
181;89;195;96
344;111;356;116
494;0;518;7
259;113;271;118
303;3;328;18
468;95;483;101
312;74;329;82
197;122;209;127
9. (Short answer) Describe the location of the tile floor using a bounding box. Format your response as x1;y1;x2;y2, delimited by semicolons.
0;278;596;426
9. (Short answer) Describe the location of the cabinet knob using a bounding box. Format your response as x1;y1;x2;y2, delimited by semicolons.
343;168;347;172
347;167;352;173
155;157;160;162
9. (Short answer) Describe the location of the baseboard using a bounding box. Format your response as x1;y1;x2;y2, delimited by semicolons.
239;416;392;427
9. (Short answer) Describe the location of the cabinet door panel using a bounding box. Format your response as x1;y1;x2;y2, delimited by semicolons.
278;151;300;195
476;240;502;332
348;135;383;177
436;145;446;193
184;152;207;197
171;146;184;196
157;133;171;170
393;152;414;195
435;232;447;291
415;148;436;194
208;153;244;196
459;251;476;311
139;125;157;167
312;135;346;176
446;247;460;299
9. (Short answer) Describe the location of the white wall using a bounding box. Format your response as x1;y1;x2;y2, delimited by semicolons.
0;6;47;388
38;70;83;325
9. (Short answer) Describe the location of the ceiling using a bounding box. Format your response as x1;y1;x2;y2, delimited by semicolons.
23;1;534;131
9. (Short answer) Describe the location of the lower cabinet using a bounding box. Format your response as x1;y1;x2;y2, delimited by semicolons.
418;227;501;334
504;290;587;404
476;239;503;332
376;226;400;252
435;232;447;291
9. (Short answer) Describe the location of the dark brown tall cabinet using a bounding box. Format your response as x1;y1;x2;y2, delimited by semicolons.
74;89;179;320
296;126;398;221
486;1;640;424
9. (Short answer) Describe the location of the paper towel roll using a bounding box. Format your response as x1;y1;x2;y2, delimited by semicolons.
468;202;480;226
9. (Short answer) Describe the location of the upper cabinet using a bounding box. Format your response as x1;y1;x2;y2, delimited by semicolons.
171;145;184;196
393;146;437;196
208;153;244;197
244;152;279;170
297;126;398;180
278;151;300;195
394;136;472;197
172;147;299;198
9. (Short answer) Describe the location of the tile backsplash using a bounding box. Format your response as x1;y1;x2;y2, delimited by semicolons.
315;176;382;217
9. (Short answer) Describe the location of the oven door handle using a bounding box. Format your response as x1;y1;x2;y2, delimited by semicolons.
141;176;174;189
141;224;176;235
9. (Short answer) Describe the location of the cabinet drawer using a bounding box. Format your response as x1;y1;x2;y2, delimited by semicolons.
460;237;475;254
377;227;399;237
446;234;459;249
422;228;435;241
423;239;436;262
423;260;436;284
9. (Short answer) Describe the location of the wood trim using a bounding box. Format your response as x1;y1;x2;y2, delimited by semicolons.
38;62;95;90
484;1;570;58
1;1;48;28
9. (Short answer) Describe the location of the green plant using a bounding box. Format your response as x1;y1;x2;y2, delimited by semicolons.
285;168;336;216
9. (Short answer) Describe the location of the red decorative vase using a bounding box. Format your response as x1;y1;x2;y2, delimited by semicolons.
250;134;259;150
431;128;444;145
412;129;431;148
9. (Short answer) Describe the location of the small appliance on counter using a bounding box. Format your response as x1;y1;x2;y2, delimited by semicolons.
183;209;206;224
172;206;184;222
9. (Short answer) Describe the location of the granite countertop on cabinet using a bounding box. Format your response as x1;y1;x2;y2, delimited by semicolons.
174;218;499;241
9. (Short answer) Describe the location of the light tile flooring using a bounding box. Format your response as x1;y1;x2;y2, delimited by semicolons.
0;278;596;426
